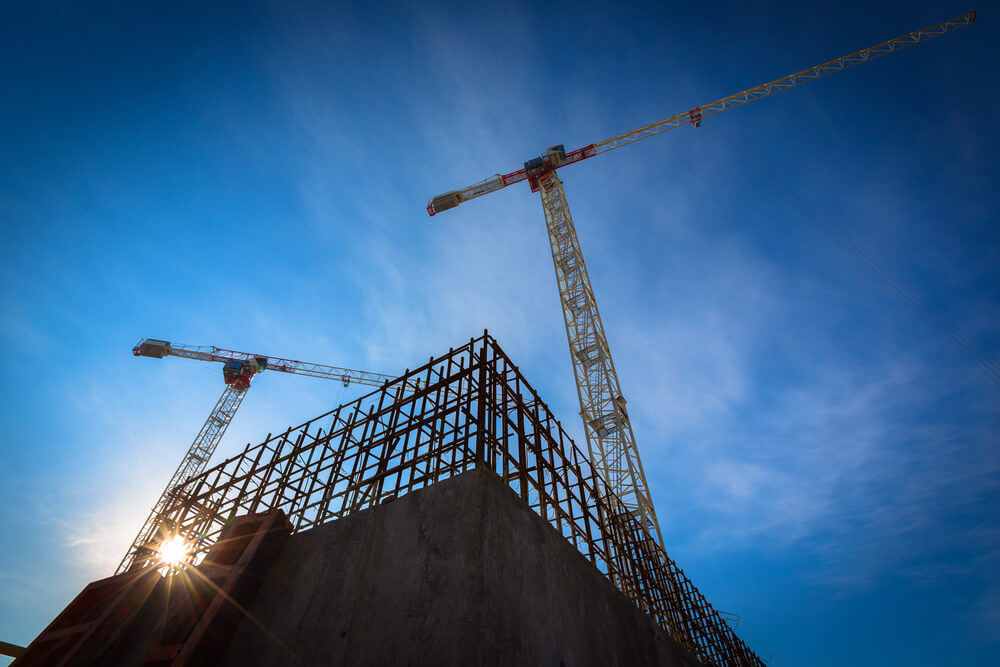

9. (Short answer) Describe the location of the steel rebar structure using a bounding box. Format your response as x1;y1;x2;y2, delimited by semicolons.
149;333;764;667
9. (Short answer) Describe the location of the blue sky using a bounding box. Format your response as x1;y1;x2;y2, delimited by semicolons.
1;1;997;664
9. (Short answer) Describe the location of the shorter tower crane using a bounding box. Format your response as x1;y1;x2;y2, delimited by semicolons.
118;338;417;573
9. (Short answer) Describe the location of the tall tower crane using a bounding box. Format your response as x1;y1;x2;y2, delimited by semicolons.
118;338;416;573
427;11;976;547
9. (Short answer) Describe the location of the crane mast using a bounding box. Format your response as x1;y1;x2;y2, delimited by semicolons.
427;11;976;549
119;339;408;573
121;384;246;573
539;171;662;543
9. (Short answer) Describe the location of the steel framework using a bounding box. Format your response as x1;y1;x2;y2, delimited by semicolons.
146;333;764;667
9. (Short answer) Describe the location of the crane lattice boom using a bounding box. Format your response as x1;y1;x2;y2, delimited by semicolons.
427;10;976;216
425;10;976;548
539;171;662;544
133;338;408;389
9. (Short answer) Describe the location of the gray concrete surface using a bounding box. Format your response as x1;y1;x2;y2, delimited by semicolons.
217;466;703;667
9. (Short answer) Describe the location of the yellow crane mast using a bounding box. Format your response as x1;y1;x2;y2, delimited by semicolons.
427;11;976;547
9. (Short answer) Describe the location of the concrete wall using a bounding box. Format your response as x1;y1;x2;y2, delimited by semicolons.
218;466;702;667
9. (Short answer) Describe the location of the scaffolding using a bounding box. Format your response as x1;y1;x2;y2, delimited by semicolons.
134;332;764;667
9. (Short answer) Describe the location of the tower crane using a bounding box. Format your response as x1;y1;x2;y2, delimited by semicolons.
118;338;418;573
427;11;977;548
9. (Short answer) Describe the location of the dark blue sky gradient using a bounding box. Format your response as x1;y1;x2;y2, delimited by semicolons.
1;2;997;665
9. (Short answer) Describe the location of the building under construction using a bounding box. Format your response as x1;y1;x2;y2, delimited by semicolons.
8;10;979;666
13;333;763;666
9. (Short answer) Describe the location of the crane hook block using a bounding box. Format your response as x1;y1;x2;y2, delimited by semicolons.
689;107;703;128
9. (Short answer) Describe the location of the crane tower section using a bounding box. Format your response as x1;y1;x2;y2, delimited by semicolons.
538;170;663;545
123;384;247;572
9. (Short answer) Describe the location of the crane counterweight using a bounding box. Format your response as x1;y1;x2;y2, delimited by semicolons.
428;190;462;215
134;339;171;358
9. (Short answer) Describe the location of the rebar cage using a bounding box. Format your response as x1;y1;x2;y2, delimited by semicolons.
134;332;764;667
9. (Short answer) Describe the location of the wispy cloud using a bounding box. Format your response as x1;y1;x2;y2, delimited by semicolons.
639;311;999;598
265;5;1000;619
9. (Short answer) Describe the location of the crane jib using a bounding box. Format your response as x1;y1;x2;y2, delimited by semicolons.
427;9;976;216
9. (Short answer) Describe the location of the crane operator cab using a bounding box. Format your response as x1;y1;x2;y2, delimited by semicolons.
524;145;566;190
222;356;268;392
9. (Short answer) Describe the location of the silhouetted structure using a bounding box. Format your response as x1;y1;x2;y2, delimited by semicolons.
16;333;763;666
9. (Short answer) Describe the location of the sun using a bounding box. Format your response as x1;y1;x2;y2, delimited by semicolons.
156;534;191;576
